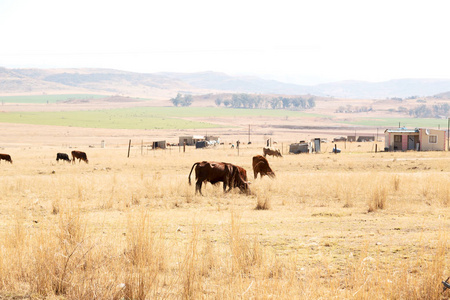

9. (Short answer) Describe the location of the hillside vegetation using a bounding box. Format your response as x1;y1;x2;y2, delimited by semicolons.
2;67;450;99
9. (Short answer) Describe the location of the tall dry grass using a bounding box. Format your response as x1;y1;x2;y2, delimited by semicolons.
0;146;448;298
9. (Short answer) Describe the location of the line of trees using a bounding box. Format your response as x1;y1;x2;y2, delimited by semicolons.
408;103;449;118
215;94;316;110
335;105;372;113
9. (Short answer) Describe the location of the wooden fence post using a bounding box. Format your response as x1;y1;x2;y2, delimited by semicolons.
127;140;131;158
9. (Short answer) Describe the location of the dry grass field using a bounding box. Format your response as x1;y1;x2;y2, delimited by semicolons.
0;140;449;299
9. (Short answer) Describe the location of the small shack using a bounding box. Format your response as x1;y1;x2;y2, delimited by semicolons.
289;142;313;154
333;136;347;142
195;141;207;149
346;135;375;142
347;136;357;142
384;128;446;151
357;135;375;142
152;140;166;149
179;135;205;146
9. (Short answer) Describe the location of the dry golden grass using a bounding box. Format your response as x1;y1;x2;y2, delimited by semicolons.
0;143;449;299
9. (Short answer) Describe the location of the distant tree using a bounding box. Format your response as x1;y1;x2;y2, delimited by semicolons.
336;106;346;113
281;97;291;109
171;93;193;107
223;100;231;107
182;94;193;107
170;93;183;107
269;98;280;109
215;98;222;107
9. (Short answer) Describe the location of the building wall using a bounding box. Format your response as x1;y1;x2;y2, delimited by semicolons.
179;136;194;146
419;129;446;151
385;132;419;151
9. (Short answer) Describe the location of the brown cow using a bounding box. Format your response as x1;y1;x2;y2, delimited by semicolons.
252;155;275;179
0;153;12;163
71;151;89;164
263;147;282;157
188;161;249;195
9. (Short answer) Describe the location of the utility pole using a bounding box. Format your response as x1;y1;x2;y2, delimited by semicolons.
248;125;251;144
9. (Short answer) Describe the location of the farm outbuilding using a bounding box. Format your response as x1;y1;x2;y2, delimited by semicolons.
152;140;166;149
179;135;205;146
289;142;313;154
357;136;375;142
347;135;375;142
205;135;220;143
333;136;347;142
384;128;446;151
195;141;207;149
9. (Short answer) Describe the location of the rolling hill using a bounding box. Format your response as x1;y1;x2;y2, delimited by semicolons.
1;67;450;99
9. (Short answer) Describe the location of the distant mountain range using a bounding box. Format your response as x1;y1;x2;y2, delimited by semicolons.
1;67;450;99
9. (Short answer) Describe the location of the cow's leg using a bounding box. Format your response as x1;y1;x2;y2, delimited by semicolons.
224;178;233;193
195;180;203;195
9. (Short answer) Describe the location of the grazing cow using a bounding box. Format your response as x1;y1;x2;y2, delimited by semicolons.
56;152;71;162
252;155;275;179
0;153;12;163
263;147;282;157
71;150;89;164
188;161;250;195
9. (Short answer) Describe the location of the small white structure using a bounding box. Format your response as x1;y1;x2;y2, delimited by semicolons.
179;135;205;146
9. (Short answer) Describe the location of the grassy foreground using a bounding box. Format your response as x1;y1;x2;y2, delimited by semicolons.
0;144;449;299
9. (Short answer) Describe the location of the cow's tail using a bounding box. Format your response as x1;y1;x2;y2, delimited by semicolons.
188;162;199;185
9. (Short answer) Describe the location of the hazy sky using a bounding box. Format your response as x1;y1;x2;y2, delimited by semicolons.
1;0;449;84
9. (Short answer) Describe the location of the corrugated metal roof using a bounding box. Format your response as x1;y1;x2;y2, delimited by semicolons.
385;128;419;133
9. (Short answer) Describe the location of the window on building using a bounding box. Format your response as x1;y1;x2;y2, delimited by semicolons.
429;135;437;143
394;135;402;142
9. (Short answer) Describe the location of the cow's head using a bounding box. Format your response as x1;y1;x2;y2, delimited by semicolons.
275;150;282;157
231;165;251;195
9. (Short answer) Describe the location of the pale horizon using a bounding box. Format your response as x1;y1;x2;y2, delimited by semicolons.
2;0;450;85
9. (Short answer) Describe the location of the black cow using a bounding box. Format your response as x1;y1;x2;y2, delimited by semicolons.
56;152;71;162
0;153;12;163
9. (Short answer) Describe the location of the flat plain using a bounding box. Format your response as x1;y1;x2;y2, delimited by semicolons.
0;94;449;299
0;137;449;299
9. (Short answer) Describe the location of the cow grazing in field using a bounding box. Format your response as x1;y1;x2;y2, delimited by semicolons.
0;153;12;163
188;161;250;195
56;152;71;162
252;155;275;179
71;151;89;164
235;165;248;182
263;147;282;158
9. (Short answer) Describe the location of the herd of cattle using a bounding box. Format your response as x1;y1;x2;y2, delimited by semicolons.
0;150;89;164
1;147;282;195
